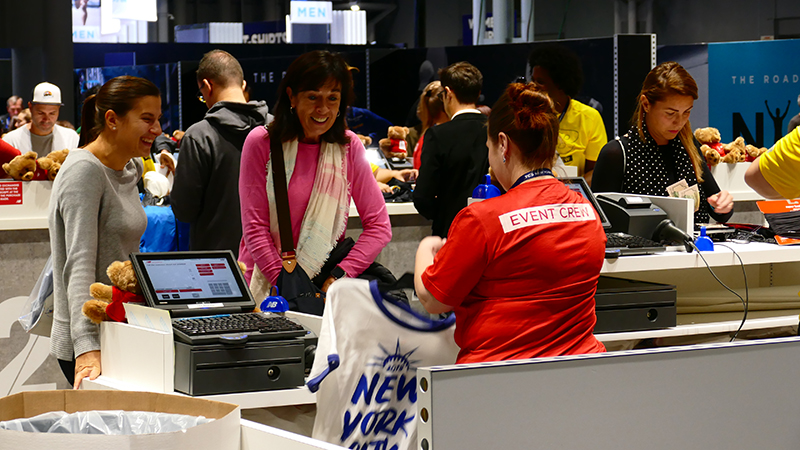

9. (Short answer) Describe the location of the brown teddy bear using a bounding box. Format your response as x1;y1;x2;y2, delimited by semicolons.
744;144;767;162
2;149;69;181
82;260;145;324
356;134;372;147
701;144;721;167
0;140;21;179
694;126;728;164
83;260;252;322
378;126;410;159
694;127;721;146
720;136;747;163
46;148;70;165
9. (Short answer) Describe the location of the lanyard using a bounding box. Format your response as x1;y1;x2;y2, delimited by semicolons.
509;168;554;190
558;99;570;122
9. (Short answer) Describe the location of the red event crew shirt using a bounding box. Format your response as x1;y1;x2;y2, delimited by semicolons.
422;178;607;364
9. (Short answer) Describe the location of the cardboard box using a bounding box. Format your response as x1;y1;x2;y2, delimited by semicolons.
0;390;240;450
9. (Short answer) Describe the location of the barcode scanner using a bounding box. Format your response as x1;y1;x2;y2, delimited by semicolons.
653;219;694;253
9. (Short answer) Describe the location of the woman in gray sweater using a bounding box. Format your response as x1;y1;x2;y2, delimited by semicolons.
49;76;162;388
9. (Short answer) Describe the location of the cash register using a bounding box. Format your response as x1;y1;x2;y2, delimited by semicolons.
131;250;316;396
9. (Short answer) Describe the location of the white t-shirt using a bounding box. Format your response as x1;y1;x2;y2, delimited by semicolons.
308;278;458;450
2;124;79;157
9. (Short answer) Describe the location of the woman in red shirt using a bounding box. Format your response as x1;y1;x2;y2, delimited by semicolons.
414;82;607;364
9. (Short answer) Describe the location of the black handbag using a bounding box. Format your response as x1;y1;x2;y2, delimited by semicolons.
382;178;414;203
270;135;326;315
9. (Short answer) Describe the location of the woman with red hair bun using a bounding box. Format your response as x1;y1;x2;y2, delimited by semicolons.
414;82;607;364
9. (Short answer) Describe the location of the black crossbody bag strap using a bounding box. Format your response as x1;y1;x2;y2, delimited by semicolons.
269;132;296;256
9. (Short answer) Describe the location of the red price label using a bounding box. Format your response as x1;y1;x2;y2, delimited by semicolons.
0;182;22;205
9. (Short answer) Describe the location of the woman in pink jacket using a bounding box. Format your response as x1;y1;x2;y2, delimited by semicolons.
239;50;391;302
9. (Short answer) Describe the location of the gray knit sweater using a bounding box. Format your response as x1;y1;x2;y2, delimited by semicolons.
49;149;146;361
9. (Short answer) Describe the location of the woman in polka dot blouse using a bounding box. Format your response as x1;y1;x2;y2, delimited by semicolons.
591;62;734;225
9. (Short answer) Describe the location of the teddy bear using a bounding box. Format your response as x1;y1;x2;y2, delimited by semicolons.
701;144;721;167
720;136;747;163
744;144;768;162
83;260;252;323
356;134;372;147
694;127;753;165
378;126;410;159
2;149;69;181
694;127;726;156
82;260;145;324
0;140;21;179
46;148;70;165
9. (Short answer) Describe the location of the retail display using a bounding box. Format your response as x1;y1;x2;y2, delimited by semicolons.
2;149;69;181
694;127;758;166
82;260;145;324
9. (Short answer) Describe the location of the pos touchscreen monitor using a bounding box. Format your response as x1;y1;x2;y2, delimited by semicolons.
130;250;256;317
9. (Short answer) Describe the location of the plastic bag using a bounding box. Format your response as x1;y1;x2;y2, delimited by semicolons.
18;255;54;337
0;410;213;434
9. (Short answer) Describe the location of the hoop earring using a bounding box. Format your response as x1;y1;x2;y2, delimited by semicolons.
290;106;295;114
337;110;340;117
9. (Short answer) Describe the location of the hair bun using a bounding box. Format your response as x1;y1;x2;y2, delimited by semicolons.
506;82;555;131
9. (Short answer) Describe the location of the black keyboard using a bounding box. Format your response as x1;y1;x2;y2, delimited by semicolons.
173;313;307;345
605;232;663;249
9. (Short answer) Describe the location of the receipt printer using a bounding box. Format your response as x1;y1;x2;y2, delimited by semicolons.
596;193;668;238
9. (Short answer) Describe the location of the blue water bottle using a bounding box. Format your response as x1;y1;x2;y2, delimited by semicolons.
472;174;501;200
694;226;714;252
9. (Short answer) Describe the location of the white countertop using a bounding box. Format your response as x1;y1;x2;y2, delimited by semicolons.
601;241;800;273
0;180;423;230
82;375;317;408
596;314;799;343
349;201;419;217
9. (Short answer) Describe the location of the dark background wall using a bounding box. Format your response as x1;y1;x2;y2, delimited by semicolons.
149;0;800;48
2;0;800;118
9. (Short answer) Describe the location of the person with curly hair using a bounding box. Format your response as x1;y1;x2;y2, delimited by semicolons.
528;44;607;183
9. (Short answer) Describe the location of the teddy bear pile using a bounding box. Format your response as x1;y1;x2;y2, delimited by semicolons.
694;127;767;167
1;148;70;181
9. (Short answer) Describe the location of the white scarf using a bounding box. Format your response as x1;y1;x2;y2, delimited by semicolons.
250;138;349;301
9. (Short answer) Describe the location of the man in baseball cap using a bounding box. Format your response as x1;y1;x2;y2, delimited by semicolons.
2;82;79;158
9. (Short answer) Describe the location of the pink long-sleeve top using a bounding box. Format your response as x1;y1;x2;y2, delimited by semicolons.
239;127;391;285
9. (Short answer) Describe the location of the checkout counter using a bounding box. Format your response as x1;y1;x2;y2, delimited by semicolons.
3;161;800;448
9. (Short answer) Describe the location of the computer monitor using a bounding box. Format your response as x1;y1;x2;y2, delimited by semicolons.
559;176;612;229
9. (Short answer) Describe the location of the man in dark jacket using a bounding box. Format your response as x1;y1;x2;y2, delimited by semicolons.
413;61;489;238
171;50;272;257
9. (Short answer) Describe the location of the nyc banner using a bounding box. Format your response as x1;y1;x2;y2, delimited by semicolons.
709;39;800;148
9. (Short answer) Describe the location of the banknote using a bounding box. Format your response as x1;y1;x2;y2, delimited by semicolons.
666;179;689;198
